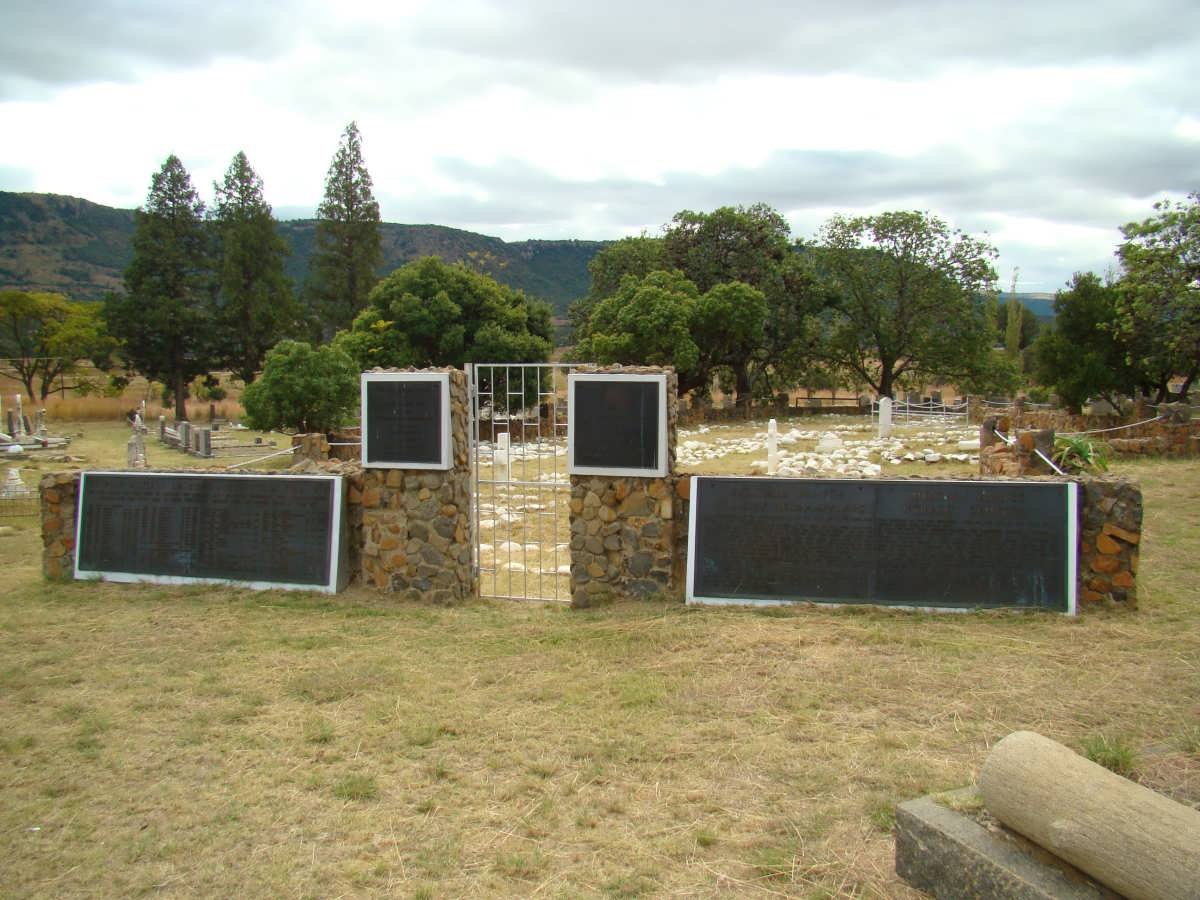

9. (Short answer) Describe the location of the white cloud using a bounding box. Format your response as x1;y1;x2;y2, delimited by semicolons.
1;0;1198;288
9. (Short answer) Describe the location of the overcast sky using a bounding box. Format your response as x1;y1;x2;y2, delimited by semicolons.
2;0;1198;292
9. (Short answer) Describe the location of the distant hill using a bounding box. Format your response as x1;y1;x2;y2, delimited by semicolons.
0;191;607;317
998;291;1056;322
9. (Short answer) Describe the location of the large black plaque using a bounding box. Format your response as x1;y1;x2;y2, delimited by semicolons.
569;376;665;475
75;472;348;592
688;477;1075;612
364;376;447;468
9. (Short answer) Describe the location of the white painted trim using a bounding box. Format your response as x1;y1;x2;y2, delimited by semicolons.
566;372;668;477
360;371;452;470
73;471;346;594
685;476;1077;614
1065;480;1078;616
685;474;699;604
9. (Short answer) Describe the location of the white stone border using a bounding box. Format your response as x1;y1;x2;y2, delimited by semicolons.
686;475;1077;615
361;371;452;470
567;372;668;477
73;471;347;594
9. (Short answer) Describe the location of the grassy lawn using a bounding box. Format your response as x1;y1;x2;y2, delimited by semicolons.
1;442;1198;895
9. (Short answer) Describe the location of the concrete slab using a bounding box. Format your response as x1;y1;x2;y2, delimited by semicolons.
895;790;1118;899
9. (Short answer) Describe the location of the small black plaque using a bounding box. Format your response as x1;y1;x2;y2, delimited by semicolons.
688;478;1075;612
75;472;347;592
362;374;449;469
569;375;666;475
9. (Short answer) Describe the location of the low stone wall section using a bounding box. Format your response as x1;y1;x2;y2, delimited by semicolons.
667;472;1141;612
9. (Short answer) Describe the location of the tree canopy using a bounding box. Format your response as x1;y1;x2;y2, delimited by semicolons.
210;151;298;384
241;339;358;433
307;122;382;334
333;256;552;370
106;154;214;420
812;211;999;399
0;290;115;400
1034;272;1135;412
1115;192;1200;400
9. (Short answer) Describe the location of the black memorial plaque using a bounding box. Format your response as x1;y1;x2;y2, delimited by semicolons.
571;379;662;473
690;477;1073;611
365;379;444;467
75;473;346;590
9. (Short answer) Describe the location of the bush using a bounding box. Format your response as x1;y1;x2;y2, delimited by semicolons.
241;340;358;433
1053;435;1110;473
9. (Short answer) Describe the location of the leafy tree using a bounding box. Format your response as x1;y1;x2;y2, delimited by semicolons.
106;155;214;420
1115;192;1200;400
573;205;828;406
0;290;116;400
241;340;358;432
569;235;664;341
577;269;769;397
210;151;298;384
1033;273;1136;412
812;211;999;399
307;122;382;334
333;256;552;370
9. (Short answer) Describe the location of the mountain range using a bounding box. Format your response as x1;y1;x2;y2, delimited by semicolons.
0;191;1059;325
0;191;606;317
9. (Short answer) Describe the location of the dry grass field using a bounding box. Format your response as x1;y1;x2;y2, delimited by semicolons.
1;414;1198;898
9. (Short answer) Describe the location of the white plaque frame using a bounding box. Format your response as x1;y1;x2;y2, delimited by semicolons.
361;371;452;470
73;471;347;594
567;372;668;477
685;476;1078;615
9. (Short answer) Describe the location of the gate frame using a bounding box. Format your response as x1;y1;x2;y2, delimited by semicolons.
465;362;581;602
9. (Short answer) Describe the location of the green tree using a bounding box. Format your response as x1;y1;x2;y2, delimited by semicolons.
307;122;382;334
1033;273;1136;412
241;340;358;433
0;291;116;400
1115;192;1200;400
211;151;298;384
812;211;999;399
333;256;552;370
569;234;664;341
106;155;214;420
577;269;769;398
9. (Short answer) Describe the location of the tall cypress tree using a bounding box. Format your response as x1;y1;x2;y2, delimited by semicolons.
307;122;382;334
211;151;297;383
107;154;214;421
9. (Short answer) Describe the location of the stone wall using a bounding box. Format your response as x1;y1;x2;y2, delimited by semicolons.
568;366;680;606
40;471;79;581
354;367;474;603
1077;476;1141;608
978;419;1058;476
1004;402;1198;459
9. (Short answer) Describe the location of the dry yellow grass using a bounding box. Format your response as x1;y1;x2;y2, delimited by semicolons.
0;425;1197;896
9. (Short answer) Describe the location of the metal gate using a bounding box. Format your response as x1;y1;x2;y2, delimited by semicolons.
466;363;578;602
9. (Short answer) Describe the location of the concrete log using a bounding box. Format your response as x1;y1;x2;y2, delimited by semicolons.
979;730;1200;900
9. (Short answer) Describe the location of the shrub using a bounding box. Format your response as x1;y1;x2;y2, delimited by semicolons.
241;340;358;433
1053;435;1110;473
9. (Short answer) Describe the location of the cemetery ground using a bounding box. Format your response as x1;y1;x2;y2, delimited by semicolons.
1;422;1199;897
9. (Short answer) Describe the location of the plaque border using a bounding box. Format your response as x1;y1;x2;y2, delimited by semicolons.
73;471;347;594
566;372;668;477
685;475;1078;615
360;371;452;470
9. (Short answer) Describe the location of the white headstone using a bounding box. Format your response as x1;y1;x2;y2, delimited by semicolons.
13;395;26;439
767;418;779;475
816;432;843;453
495;431;511;482
1;467;24;497
126;431;147;469
878;396;893;439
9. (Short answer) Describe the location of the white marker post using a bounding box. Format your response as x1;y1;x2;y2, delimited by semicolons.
767;418;779;475
878;396;893;439
495;431;511;482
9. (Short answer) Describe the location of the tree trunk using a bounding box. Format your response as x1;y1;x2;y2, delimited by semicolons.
734;366;752;411
174;367;188;422
878;365;895;401
979;730;1200;900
